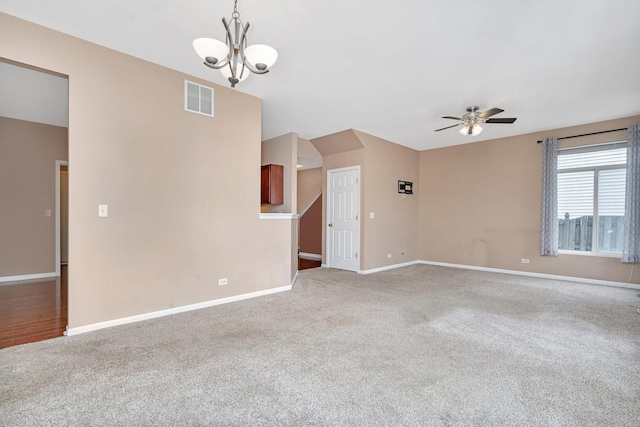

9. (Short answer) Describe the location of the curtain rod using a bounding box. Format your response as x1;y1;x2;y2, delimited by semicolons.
536;127;627;143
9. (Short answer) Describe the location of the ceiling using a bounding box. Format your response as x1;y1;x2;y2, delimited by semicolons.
1;0;639;151
0;61;68;127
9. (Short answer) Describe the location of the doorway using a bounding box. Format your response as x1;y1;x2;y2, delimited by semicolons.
0;58;69;347
56;161;69;276
326;166;361;272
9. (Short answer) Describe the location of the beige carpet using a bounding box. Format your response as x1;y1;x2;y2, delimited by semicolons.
1;264;639;425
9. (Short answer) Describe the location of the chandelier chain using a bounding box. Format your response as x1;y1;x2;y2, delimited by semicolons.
232;0;240;19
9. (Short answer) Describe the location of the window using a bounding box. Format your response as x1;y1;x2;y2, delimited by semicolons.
557;142;627;254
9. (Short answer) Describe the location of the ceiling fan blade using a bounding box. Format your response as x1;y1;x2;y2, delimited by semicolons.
441;116;462;120
478;108;504;119
485;117;517;124
434;124;461;132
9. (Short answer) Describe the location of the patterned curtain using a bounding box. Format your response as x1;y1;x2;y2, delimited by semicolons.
540;137;558;256
622;124;640;263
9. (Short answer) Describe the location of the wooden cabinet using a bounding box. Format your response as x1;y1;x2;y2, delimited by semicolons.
261;164;284;205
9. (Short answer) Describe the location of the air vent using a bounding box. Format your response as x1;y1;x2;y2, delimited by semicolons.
184;80;213;117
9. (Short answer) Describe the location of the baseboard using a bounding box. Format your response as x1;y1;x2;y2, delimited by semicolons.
299;252;322;260
358;261;420;275
418;260;640;290
66;284;293;336
0;272;57;284
291;270;299;287
321;264;328;268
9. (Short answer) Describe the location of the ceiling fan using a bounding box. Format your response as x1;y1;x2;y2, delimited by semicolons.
435;106;517;136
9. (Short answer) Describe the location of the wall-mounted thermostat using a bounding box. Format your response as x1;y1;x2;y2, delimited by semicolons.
398;180;413;195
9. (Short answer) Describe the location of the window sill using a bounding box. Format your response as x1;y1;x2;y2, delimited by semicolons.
558;250;621;259
259;213;299;220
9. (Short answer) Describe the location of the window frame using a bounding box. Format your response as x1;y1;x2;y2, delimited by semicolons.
557;141;627;258
184;80;214;117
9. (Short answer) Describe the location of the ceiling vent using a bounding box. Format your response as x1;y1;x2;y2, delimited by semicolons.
185;80;213;117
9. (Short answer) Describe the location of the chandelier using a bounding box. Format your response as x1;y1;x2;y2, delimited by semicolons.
193;0;278;88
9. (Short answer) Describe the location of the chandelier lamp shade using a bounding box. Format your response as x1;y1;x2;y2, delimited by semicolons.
193;0;277;88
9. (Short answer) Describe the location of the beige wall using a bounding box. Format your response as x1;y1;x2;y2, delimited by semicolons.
317;131;420;272
60;167;68;263
297;137;322;162
290;220;298;280
299;197;322;255
312;129;364;156
419;115;640;284
355;131;420;270
0;117;68;277
0;13;293;328
297;167;323;214
261;132;297;213
297;168;323;259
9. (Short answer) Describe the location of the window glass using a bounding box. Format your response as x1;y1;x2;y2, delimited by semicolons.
558;147;626;170
556;143;626;254
597;168;626;253
558;171;594;252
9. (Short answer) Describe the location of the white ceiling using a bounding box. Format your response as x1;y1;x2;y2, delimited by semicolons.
1;0;639;150
0;61;68;127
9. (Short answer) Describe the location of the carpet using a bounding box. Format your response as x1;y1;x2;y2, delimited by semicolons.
1;264;639;425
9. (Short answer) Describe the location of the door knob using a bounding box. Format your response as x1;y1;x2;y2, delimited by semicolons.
328;223;333;227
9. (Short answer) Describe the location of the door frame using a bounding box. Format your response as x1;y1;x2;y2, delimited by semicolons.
55;160;68;277
326;165;361;271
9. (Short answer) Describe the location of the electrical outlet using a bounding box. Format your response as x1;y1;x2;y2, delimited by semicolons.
521;259;530;264
218;278;228;286
45;209;52;217
387;254;392;258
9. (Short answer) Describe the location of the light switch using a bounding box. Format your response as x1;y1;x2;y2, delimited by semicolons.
369;212;375;219
45;209;52;217
98;204;108;217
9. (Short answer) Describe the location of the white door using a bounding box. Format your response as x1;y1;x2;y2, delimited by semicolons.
327;166;360;271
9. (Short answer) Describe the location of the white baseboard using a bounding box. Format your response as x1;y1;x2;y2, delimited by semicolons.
65;260;636;337
321;264;328;268
291;270;299;287
358;261;420;275
418;260;640;290
299;252;322;260
66;284;293;336
333;257;639;289
0;272;57;284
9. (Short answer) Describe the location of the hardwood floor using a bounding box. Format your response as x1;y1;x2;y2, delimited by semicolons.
0;266;67;349
299;257;322;270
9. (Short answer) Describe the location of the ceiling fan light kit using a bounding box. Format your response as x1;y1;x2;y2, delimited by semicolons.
193;0;277;88
459;124;483;136
436;105;517;136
